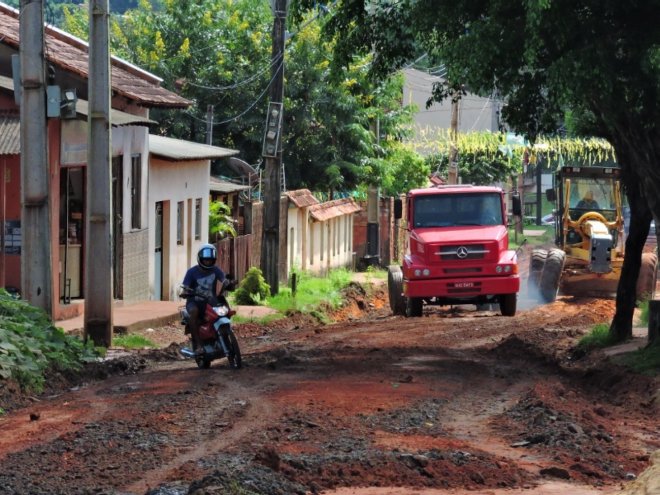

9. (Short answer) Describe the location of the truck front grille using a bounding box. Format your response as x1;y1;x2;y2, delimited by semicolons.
437;244;489;261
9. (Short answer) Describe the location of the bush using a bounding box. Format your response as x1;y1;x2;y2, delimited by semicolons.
233;267;271;305
0;290;98;392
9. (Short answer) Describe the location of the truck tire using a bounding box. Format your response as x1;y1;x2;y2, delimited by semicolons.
387;266;406;316
539;248;566;303
636;252;658;301
406;297;423;317
499;293;517;316
528;248;548;289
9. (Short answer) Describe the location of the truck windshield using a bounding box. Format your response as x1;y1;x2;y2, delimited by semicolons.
413;192;503;228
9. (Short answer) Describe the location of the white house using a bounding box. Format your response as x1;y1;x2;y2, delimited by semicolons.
148;134;238;301
286;189;360;276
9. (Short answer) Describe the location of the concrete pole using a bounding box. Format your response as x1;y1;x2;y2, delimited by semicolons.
206;104;213;145
261;0;286;295
19;0;53;315
85;0;113;346
448;95;459;185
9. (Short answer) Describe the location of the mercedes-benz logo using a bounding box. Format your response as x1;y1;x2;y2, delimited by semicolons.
456;246;469;258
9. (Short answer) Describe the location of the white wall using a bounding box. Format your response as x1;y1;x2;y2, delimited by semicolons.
403;68;502;146
294;212;355;276
148;157;210;300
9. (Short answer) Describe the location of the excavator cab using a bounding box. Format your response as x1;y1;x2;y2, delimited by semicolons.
530;166;656;302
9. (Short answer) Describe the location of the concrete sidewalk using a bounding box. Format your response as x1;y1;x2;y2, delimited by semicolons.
56;300;277;335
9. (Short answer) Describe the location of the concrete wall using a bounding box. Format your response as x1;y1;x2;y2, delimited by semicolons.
148;157;210;301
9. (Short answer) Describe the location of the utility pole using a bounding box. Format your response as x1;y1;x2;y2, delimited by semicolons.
205;104;213;145
20;0;53;315
85;0;113;346
448;94;459;185
261;0;286;295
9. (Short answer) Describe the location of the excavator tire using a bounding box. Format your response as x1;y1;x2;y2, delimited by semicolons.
636;252;658;301
539;248;566;303
387;266;407;316
528;248;548;289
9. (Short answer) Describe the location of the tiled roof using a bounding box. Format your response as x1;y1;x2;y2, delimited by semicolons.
286;189;319;208
149;134;239;161
0;112;19;154
309;197;361;222
0;75;156;127
0;4;190;108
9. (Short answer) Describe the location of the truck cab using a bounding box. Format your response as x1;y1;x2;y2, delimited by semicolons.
388;185;520;317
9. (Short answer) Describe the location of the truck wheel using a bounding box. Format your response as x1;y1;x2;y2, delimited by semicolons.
387;266;406;316
636;252;658;301
539;248;566;303
528;248;548;289
406;297;423;317
499;293;517;316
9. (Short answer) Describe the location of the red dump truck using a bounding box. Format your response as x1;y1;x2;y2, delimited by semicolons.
388;184;521;317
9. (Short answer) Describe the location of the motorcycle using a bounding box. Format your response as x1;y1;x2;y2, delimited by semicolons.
179;278;242;369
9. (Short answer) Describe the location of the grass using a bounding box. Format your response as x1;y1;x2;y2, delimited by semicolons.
508;225;554;248
615;346;660;375
265;268;353;315
577;323;615;350
638;300;650;326
578;320;659;375
112;334;157;349
232;313;285;325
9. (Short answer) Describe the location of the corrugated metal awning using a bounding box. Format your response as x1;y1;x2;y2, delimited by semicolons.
309;197;361;222
210;176;250;193
0;114;20;154
149;135;239;161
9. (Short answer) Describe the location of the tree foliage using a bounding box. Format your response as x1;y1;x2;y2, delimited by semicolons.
292;0;660;345
60;0;424;194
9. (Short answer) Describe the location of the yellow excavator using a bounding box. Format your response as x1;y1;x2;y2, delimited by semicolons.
528;165;657;302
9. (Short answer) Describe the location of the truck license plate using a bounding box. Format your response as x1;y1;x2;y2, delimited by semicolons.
454;282;474;288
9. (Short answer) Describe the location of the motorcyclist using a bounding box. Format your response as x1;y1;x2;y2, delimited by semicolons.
182;243;225;355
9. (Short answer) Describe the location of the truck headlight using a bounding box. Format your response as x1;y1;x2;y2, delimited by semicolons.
423;268;430;276
415;269;421;276
495;265;503;273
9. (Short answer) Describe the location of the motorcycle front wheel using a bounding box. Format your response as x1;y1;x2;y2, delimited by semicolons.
195;355;211;369
225;330;242;369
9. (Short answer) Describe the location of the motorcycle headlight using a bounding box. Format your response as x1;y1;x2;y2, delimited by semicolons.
213;305;230;317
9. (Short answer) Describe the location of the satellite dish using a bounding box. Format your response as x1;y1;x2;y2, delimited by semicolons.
227;157;258;178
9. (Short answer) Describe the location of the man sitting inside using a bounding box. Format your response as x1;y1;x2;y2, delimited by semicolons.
576;190;600;210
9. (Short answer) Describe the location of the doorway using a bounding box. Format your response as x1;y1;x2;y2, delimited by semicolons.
59;167;84;302
112;157;123;299
154;201;163;300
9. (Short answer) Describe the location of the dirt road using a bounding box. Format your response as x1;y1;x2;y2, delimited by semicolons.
0;284;658;495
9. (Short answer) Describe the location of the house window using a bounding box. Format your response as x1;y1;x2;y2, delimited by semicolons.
131;155;142;229
177;201;184;245
194;198;201;240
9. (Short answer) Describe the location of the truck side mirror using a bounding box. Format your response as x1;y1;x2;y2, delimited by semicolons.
546;188;556;202
511;193;522;216
393;198;402;219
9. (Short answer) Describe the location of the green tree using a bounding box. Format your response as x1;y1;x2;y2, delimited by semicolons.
208;200;237;240
61;0;424;194
292;0;660;346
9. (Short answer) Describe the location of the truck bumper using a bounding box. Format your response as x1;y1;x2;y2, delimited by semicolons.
404;275;520;298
